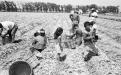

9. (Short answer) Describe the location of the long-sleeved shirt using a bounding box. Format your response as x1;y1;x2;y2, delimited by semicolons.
32;35;47;50
0;21;15;35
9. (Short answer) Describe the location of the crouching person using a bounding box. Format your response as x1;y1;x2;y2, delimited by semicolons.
32;29;47;60
0;21;18;45
83;21;99;62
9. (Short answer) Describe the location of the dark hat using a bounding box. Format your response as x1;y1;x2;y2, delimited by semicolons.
84;21;90;27
89;20;95;25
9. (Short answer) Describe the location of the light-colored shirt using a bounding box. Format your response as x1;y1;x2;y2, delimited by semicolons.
89;12;98;22
1;21;15;35
92;24;97;29
1;21;15;30
91;12;98;17
33;35;47;49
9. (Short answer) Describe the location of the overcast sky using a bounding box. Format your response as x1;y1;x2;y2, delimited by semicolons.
3;0;121;6
1;0;121;10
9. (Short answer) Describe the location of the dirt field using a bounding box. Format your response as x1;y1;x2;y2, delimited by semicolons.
0;12;121;75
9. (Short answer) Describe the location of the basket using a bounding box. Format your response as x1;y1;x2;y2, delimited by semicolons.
9;61;33;75
62;39;76;49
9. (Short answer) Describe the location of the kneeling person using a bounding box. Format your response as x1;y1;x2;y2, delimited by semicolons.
0;21;18;45
32;29;47;53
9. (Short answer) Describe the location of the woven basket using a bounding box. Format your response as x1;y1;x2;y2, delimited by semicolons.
62;39;76;49
9;61;33;75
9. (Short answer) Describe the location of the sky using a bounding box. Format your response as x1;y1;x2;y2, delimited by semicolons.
3;0;120;6
1;0;121;11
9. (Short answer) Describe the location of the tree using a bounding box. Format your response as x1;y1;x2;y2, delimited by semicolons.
89;4;98;10
106;6;119;13
65;4;72;12
0;1;17;12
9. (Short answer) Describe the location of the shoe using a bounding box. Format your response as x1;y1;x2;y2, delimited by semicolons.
84;53;92;62
58;54;67;62
84;51;98;62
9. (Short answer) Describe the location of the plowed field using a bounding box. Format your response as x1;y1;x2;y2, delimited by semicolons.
0;12;121;75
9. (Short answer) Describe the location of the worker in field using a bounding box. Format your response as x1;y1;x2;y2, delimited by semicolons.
70;10;80;34
78;9;83;15
69;25;83;47
89;8;98;22
54;27;63;51
0;21;18;45
83;21;99;62
89;20;99;43
54;27;67;62
54;27;63;40
32;28;47;53
70;9;80;24
70;10;74;22
32;29;47;60
71;11;80;24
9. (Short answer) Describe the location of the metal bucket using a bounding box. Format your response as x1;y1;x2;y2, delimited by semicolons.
9;61;33;75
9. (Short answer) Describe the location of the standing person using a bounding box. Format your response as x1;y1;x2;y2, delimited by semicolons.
89;20;99;43
72;11;80;33
54;27;67;62
72;11;80;24
70;10;74;22
83;21;99;62
54;27;63;51
89;8;98;22
0;21;18;45
69;10;80;32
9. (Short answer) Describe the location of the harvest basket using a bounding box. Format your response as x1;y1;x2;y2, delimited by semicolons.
9;61;33;75
61;38;76;49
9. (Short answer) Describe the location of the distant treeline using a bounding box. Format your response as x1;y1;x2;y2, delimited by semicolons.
0;1;119;13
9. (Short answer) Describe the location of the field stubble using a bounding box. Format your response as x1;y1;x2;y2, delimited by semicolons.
0;12;121;75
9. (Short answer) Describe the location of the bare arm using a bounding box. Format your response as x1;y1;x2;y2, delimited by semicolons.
83;33;94;40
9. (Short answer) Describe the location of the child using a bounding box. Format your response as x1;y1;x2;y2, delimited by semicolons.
70;25;83;46
54;27;67;62
89;8;98;18
54;27;63;51
71;22;79;34
70;11;80;24
83;21;99;62
32;29;47;59
72;11;80;24
89;8;98;22
89;20;99;43
54;27;63;40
